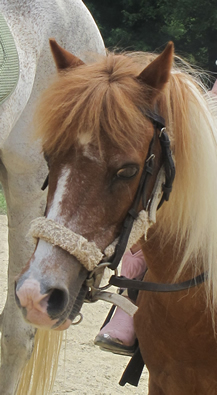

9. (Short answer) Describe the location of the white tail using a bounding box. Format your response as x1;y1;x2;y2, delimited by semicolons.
16;329;63;395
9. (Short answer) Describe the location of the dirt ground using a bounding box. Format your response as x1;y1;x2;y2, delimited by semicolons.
0;215;149;394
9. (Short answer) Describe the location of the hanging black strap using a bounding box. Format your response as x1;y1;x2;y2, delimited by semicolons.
119;345;144;387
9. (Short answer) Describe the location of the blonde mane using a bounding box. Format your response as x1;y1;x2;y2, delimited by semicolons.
36;51;217;309
157;66;217;310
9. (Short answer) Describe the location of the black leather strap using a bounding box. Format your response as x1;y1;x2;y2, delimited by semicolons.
119;345;144;387
158;130;176;207
109;272;207;293
41;174;49;191
145;109;165;129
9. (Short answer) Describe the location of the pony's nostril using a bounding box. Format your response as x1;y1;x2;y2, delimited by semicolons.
47;288;69;318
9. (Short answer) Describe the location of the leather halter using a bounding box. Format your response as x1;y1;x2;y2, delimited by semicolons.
107;111;175;272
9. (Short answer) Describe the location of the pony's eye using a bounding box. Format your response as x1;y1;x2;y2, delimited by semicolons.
116;166;138;179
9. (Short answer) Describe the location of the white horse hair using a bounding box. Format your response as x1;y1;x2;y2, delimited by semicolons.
0;1;104;394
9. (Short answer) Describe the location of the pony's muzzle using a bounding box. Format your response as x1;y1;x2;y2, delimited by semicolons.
15;278;70;328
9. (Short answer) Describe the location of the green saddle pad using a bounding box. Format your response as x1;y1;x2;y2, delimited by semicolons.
0;12;19;105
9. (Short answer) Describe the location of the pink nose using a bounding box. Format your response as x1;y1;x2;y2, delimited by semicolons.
15;279;70;329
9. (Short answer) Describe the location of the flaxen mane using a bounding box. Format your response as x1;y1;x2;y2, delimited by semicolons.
36;51;217;312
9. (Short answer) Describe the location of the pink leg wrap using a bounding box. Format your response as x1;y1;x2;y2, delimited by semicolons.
98;250;146;346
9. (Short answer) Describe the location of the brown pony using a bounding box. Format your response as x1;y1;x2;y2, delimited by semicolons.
16;39;217;394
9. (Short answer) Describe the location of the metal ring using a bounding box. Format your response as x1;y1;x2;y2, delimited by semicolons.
71;312;83;325
87;261;111;279
92;268;118;291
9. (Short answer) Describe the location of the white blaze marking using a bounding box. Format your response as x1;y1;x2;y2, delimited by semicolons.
29;167;71;275
31;239;54;267
27;239;56;282
47;167;71;221
29;167;71;274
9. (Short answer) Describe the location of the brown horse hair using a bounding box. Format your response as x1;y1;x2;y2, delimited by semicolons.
35;53;156;156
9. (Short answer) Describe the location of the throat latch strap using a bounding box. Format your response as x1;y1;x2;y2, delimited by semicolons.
109;272;207;293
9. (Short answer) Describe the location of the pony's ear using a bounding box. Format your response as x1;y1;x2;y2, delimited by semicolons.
49;38;85;71
138;42;174;101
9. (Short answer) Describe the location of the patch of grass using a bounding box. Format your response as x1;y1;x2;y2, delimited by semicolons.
0;188;7;214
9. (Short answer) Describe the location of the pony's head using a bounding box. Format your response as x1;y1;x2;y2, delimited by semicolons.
15;39;174;329
15;39;217;329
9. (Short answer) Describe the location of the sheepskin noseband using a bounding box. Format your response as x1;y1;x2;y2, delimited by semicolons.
29;210;152;271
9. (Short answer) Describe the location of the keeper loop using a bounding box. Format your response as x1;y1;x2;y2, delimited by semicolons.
128;208;138;220
162;184;172;200
145;164;153;175
146;153;155;163
159;126;166;138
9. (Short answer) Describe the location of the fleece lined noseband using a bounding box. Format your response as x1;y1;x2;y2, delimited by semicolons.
30;210;153;272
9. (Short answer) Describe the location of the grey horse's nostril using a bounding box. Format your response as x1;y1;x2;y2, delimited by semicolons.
47;288;69;318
